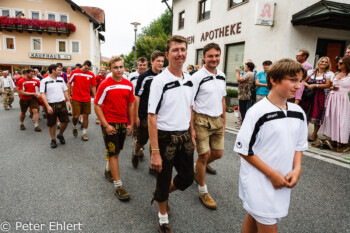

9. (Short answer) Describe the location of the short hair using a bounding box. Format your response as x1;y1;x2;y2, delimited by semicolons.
75;63;82;68
138;57;148;63
40;70;47;76
100;66;107;71
3;70;8;74
316;56;331;73
56;62;63;67
151;50;165;61
266;58;305;90
203;43;221;56
48;64;58;74
341;56;350;74
262;60;273;66
245;62;255;72
83;60;92;67
166;35;187;52
27;68;35;73
299;49;309;59
109;56;124;68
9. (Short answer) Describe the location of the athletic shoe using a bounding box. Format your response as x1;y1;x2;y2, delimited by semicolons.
51;140;57;149
114;186;130;201
132;155;139;168
82;134;88;141
157;223;173;233
199;193;217;210
73;128;78;137
206;164;217;175
20;124;26;130
104;169;113;183
149;167;157;177
34;126;42;132
57;134;66;144
96;119;100;124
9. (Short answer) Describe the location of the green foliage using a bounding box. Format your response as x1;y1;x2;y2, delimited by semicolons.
136;36;169;67
226;89;238;98
120;52;135;71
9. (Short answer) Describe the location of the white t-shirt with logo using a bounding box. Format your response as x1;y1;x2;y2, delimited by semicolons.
234;97;308;218
40;76;68;103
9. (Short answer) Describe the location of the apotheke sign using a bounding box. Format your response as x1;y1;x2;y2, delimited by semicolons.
29;53;71;60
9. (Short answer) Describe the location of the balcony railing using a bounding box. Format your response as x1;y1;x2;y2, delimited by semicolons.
0;16;76;36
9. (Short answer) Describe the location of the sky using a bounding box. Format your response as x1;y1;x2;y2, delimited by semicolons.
72;0;173;58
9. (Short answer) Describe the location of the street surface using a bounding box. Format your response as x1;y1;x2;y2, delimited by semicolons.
0;96;349;233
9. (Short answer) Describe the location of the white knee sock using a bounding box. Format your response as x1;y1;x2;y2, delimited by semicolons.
106;161;110;171
113;180;122;189
82;128;87;135
198;184;208;195
158;212;169;225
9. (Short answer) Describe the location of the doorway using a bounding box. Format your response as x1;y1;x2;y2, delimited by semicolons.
315;38;346;72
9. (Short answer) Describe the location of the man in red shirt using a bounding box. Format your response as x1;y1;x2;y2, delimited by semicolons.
94;56;134;201
95;67;108;124
17;69;41;131
68;60;97;141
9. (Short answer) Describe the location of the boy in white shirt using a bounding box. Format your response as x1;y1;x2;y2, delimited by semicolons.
234;58;308;233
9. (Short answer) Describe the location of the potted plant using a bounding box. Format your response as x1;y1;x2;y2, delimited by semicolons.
225;88;238;107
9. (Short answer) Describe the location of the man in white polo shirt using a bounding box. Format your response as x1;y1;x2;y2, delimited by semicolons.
148;35;194;233
191;43;226;210
0;70;16;110
40;64;71;149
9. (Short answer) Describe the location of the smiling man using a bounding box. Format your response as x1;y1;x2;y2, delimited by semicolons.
190;43;226;210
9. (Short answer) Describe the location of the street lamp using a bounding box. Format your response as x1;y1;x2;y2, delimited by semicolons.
130;22;141;68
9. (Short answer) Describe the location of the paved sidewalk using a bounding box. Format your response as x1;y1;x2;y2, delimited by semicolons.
225;111;350;167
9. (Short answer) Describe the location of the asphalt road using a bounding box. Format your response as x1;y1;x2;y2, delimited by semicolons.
0;96;349;233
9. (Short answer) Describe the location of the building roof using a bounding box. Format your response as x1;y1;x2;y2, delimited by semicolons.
292;0;350;30
80;6;105;24
100;56;110;63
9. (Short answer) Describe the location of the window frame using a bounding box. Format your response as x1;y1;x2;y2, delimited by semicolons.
3;35;16;51
70;40;81;54
58;13;69;22
228;0;249;10
178;10;185;30
46;11;57;21
31;37;42;52
56;39;67;54
13;9;25;17
29;10;41;19
196;48;203;66
0;8;11;17
198;0;211;22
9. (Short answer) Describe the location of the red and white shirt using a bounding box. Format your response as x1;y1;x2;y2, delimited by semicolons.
17;78;40;100
69;69;96;102
96;74;107;90
94;77;135;123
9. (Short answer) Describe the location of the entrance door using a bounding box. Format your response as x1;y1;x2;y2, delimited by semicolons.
315;39;346;72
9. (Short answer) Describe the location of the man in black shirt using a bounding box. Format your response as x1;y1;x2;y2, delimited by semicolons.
132;50;165;169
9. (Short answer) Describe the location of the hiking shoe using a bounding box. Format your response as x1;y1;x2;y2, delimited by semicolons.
73;128;78;137
57;134;65;144
96;118;100;124
51;140;57;149
149;167;157;177
82;134;88;141
114;186;130;201
34;126;42;132
199;193;217;210
206;164;217;175
20;124;26;130
157;223;173;233
104;169;113;183
132;155;139;168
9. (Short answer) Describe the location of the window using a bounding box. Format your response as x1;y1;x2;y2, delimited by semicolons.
4;36;15;51
31;37;42;52
70;40;80;54
179;11;185;29
56;39;67;53
196;49;203;66
47;12;56;21
30;10;41;19
59;13;69;22
199;0;211;21
224;43;245;84
229;0;248;8
13;9;25;17
0;8;10;16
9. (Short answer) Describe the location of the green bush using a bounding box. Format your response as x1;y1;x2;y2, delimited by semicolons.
226;89;238;98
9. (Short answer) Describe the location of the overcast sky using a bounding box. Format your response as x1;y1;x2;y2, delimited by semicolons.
72;0;173;58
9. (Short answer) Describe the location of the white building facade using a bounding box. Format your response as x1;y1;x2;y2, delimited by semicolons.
172;0;350;85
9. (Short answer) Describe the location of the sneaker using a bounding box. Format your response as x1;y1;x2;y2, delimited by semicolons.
57;134;65;144
114;186;130;201
149;167;157;177
199;193;217;210
132;155;139;168
82;134;88;141
73;128;78;137
157;223;173;233
51;140;57;149
206;164;217;175
34;126;42;132
96;118;100;124
104;169;113;183
20;124;26;130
